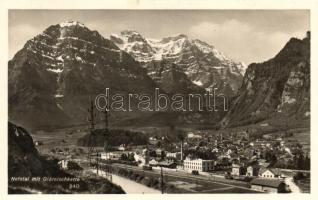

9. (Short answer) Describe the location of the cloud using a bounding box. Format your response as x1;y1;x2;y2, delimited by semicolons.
189;19;307;64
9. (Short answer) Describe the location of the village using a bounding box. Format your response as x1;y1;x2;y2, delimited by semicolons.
43;124;310;194
30;93;310;194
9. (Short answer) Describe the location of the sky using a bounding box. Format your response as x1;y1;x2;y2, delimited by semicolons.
9;10;310;64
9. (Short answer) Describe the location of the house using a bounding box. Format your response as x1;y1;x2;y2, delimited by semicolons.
226;149;232;156
250;178;288;193
155;149;164;157
258;160;270;167
215;157;231;170
166;152;181;160
187;133;202;139
134;153;145;164
149;137;159;145
263;134;273;140
34;141;43;146
117;144;126;151
100;152;122;160
231;163;246;176
240;137;249;146
184;158;214;172
149;159;159;166
259;168;284;179
246;164;261;176
158;161;177;169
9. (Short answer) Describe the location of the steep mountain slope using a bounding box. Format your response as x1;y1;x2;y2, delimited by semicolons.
8;122;65;178
222;33;310;127
8;122;125;194
9;21;158;129
143;60;205;94
110;31;246;96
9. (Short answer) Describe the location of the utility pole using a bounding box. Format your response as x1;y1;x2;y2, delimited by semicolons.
103;95;109;131
160;166;164;194
109;165;112;183
88;97;96;131
181;138;184;161
87;97;96;168
104;107;109;131
96;157;99;175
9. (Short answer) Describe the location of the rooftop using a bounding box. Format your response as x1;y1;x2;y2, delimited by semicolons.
250;178;285;188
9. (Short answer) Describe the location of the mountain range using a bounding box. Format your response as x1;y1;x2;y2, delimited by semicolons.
110;30;246;96
8;21;310;130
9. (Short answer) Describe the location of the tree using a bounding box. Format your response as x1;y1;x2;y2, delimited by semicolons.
297;154;305;170
128;153;135;162
103;140;109;152
149;150;157;157
161;151;166;160
120;153;128;161
304;155;310;170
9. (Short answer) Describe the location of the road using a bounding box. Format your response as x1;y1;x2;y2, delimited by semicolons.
99;163;260;193
91;169;161;194
285;177;301;193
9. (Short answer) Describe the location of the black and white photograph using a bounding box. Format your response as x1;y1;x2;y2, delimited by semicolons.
4;1;314;196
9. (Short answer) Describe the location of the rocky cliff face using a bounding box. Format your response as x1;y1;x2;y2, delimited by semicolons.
143;60;205;94
222;34;310;127
111;31;246;96
9;21;157;129
8;121;125;194
8;122;63;177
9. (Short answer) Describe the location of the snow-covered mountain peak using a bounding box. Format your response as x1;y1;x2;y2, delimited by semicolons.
192;39;221;56
110;30;154;62
110;30;247;96
191;39;247;75
113;30;147;43
120;30;143;36
235;62;248;75
160;34;188;43
59;20;85;28
21;21;120;81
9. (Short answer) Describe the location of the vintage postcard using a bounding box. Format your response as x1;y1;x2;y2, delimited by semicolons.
1;0;317;198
